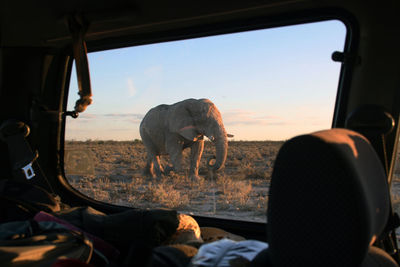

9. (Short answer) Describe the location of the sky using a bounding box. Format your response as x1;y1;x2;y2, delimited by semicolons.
66;20;346;141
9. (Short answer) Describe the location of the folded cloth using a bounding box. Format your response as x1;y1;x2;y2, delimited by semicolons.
34;211;120;261
190;239;269;267
200;227;245;243
53;206;179;247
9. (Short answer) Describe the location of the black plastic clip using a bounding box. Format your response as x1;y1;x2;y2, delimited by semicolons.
332;51;360;65
0;120;39;180
65;111;79;119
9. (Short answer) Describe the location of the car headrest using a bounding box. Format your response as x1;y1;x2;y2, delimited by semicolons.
267;128;391;266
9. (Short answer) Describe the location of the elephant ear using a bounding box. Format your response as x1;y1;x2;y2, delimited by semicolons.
168;103;200;141
178;125;201;141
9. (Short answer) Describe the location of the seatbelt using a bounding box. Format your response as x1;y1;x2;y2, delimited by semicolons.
345;105;400;263
0;120;38;180
345;105;394;175
0;119;55;194
67;13;92;116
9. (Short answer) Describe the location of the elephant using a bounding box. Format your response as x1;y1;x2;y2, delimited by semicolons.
139;98;231;180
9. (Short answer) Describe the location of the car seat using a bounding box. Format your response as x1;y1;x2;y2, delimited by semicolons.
266;128;399;266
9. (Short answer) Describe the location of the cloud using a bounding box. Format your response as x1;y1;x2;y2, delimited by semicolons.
68;113;97;121
127;78;137;97
144;65;163;78
68;113;144;124
102;113;144;124
103;113;143;118
222;109;284;126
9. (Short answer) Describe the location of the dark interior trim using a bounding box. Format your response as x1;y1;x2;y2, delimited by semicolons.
56;7;359;237
85;8;357;53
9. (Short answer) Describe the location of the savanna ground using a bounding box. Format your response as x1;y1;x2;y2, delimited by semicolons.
65;140;400;223
65;140;282;222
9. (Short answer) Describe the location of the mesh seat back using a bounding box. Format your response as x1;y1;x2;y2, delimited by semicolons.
267;129;390;266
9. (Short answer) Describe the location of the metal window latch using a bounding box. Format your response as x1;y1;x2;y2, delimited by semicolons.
332;51;361;65
65;111;79;118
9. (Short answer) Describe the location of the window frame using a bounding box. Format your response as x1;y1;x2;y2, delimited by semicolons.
59;8;358;232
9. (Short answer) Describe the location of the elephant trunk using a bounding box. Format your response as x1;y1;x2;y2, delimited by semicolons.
207;125;228;172
212;136;228;171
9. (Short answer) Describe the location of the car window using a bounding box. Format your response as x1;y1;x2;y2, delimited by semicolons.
392;150;400;241
64;20;346;222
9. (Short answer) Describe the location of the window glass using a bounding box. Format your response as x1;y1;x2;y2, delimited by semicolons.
65;20;346;222
392;150;400;240
389;140;400;248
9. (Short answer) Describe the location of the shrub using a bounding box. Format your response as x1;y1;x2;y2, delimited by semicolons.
145;182;190;209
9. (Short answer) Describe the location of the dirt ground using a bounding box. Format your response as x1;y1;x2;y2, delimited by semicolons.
65;140;400;223
65;140;282;222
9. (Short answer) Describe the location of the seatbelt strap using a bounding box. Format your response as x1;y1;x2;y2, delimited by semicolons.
67;13;92;115
345;105;394;175
0;120;37;180
0;119;55;194
345;105;400;263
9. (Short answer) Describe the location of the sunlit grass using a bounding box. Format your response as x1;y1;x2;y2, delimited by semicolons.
65;140;280;221
66;140;400;222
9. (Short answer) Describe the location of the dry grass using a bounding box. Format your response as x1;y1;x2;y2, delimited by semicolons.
145;182;190;209
216;175;253;209
65;140;281;222
65;140;400;221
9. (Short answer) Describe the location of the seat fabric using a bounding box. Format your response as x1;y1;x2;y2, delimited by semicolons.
267;128;393;266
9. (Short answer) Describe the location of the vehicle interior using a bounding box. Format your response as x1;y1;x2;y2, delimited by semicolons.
1;0;400;266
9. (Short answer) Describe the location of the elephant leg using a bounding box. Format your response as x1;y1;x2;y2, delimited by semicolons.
166;135;184;174
141;133;163;178
144;155;164;178
190;140;204;180
169;152;183;174
144;154;164;178
164;164;174;175
145;156;155;178
153;155;164;177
